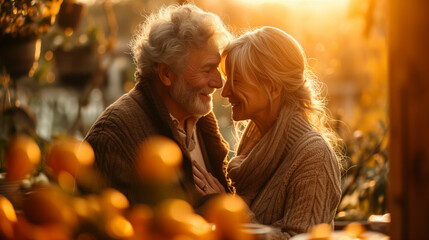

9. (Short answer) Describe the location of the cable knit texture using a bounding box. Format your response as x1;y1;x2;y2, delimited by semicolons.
84;74;230;206
227;107;341;239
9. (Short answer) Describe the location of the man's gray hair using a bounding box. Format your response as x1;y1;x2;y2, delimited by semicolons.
130;4;232;81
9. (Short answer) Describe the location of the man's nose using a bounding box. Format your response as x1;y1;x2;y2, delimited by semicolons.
209;69;223;89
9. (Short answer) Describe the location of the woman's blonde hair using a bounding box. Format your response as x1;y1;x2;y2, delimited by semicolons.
221;26;341;154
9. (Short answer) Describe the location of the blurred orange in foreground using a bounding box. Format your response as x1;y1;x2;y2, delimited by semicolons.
22;185;77;227
14;215;72;240
344;222;366;238
204;194;250;240
137;136;182;182
105;214;135;239
127;204;153;239
46;137;94;178
100;188;130;215
155;199;215;239
0;195;17;239
5;134;41;180
309;223;332;239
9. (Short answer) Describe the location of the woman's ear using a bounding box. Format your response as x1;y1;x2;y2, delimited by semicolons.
158;63;175;86
270;84;282;100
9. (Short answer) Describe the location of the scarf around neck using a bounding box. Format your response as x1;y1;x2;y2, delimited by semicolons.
227;107;312;205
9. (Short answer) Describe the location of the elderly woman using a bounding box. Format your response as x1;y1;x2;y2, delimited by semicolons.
193;26;342;239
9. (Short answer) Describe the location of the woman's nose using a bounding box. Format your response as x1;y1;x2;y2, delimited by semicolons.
221;79;231;98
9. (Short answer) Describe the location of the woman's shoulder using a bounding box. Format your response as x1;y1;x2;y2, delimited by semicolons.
288;130;339;169
292;129;331;153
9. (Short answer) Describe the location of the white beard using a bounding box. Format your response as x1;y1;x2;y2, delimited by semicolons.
170;76;213;116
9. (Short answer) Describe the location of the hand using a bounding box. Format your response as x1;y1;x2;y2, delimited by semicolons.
192;160;226;196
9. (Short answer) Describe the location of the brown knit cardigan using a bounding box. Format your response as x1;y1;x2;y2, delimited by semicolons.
84;75;230;207
228;114;342;239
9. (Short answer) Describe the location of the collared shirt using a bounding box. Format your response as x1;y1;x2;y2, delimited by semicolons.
170;114;207;170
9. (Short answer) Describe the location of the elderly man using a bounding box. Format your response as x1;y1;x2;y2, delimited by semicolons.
84;4;232;207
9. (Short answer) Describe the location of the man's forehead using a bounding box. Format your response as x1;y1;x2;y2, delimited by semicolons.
187;45;221;65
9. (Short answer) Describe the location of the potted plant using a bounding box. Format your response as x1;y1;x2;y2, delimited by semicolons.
0;0;63;80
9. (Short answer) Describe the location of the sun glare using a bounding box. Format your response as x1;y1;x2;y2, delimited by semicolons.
235;0;350;10
236;0;348;4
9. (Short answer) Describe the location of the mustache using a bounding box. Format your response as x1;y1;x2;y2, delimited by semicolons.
199;88;215;95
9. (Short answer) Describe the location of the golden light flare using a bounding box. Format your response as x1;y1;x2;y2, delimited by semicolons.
64;27;73;36
204;194;250;240
0;196;17;239
6;134;41;181
137;136;182;182
106;215;134;239
44;50;54;61
234;0;350;9
46;137;94;178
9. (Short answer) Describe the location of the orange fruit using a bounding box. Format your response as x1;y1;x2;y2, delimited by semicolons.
22;185;77;227
100;188;129;215
45;137;94;178
105;214;134;239
127;204;153;239
204;194;250;240
5;134;41;181
136;136;182;182
0;196;17;239
309;223;332;239
155;199;214;239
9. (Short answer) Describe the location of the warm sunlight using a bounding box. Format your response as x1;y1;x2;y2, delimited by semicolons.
235;0;350;7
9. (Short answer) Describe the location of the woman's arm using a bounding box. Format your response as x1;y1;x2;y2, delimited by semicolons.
270;147;341;239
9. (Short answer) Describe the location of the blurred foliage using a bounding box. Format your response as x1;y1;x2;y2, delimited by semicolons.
335;121;388;221
45;24;106;51
334;0;388;221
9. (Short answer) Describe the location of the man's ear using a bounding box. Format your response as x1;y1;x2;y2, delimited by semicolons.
158;63;175;86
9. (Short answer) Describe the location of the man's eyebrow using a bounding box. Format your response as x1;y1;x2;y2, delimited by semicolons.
201;62;219;68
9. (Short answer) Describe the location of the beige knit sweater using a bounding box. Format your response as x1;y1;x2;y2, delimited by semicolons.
228;113;341;239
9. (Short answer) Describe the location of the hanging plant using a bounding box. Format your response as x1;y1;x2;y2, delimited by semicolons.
0;0;63;79
45;24;106;88
0;0;63;39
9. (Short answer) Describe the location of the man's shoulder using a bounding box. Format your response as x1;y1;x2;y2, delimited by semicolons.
100;89;152;122
85;90;156;138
